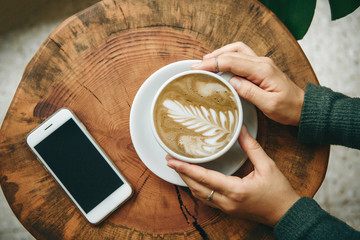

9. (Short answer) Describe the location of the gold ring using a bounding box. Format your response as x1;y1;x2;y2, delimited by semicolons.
206;190;215;201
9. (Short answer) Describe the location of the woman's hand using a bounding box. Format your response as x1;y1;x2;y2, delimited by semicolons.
192;42;305;126
166;127;300;227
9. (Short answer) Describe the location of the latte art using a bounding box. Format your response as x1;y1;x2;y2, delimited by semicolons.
164;99;238;156
153;73;239;158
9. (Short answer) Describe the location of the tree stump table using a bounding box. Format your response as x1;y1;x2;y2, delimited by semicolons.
0;0;329;239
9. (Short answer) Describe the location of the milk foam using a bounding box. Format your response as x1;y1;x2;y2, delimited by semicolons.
196;82;229;97
163;99;238;157
154;73;239;158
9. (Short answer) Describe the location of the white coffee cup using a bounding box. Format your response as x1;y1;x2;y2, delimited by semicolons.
150;69;243;163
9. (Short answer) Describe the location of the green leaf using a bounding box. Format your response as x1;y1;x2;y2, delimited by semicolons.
259;0;317;40
329;0;360;20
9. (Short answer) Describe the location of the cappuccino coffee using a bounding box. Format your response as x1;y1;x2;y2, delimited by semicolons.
153;73;239;158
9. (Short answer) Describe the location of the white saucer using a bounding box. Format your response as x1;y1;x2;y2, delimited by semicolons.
129;60;258;187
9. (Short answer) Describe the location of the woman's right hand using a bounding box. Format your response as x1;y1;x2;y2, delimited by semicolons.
192;42;305;126
167;127;301;227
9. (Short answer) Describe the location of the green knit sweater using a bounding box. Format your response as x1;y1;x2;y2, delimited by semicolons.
298;83;360;148
274;83;360;239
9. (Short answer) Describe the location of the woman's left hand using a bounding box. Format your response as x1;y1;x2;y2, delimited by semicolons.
166;127;300;227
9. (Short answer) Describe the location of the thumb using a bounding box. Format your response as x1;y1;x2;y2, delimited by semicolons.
239;127;272;171
230;77;267;108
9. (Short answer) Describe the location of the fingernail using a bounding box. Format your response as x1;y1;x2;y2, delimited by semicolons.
167;161;175;169
167;159;178;170
203;53;213;59
191;62;202;68
165;154;172;161
230;77;242;88
241;126;249;137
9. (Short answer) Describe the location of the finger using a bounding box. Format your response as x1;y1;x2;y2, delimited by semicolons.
238;126;272;172
167;158;235;195
203;42;258;59
192;53;265;82
217;53;266;81
191;57;218;72
229;76;268;108
177;173;221;208
167;155;229;206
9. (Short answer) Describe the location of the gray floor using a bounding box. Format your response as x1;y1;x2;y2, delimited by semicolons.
0;1;359;239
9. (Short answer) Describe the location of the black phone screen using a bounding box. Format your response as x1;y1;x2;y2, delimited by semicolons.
34;119;124;213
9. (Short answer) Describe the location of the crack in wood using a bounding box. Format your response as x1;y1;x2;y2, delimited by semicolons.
137;174;150;194
48;37;72;61
175;186;209;240
137;168;149;180
117;74;132;109
132;169;150;201
79;82;104;106
137;175;150;193
175;185;189;224
112;0;129;28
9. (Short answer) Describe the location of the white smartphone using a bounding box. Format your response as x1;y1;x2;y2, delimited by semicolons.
26;108;133;224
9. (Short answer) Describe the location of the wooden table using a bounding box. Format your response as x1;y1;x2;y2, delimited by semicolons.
0;0;329;239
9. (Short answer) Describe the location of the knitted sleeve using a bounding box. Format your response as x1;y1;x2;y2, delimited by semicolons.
298;83;360;149
273;197;360;240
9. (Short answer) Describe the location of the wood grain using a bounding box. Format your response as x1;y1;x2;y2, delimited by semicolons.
0;0;329;239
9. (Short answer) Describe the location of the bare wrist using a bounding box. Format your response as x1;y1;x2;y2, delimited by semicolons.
269;194;301;227
294;89;305;126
